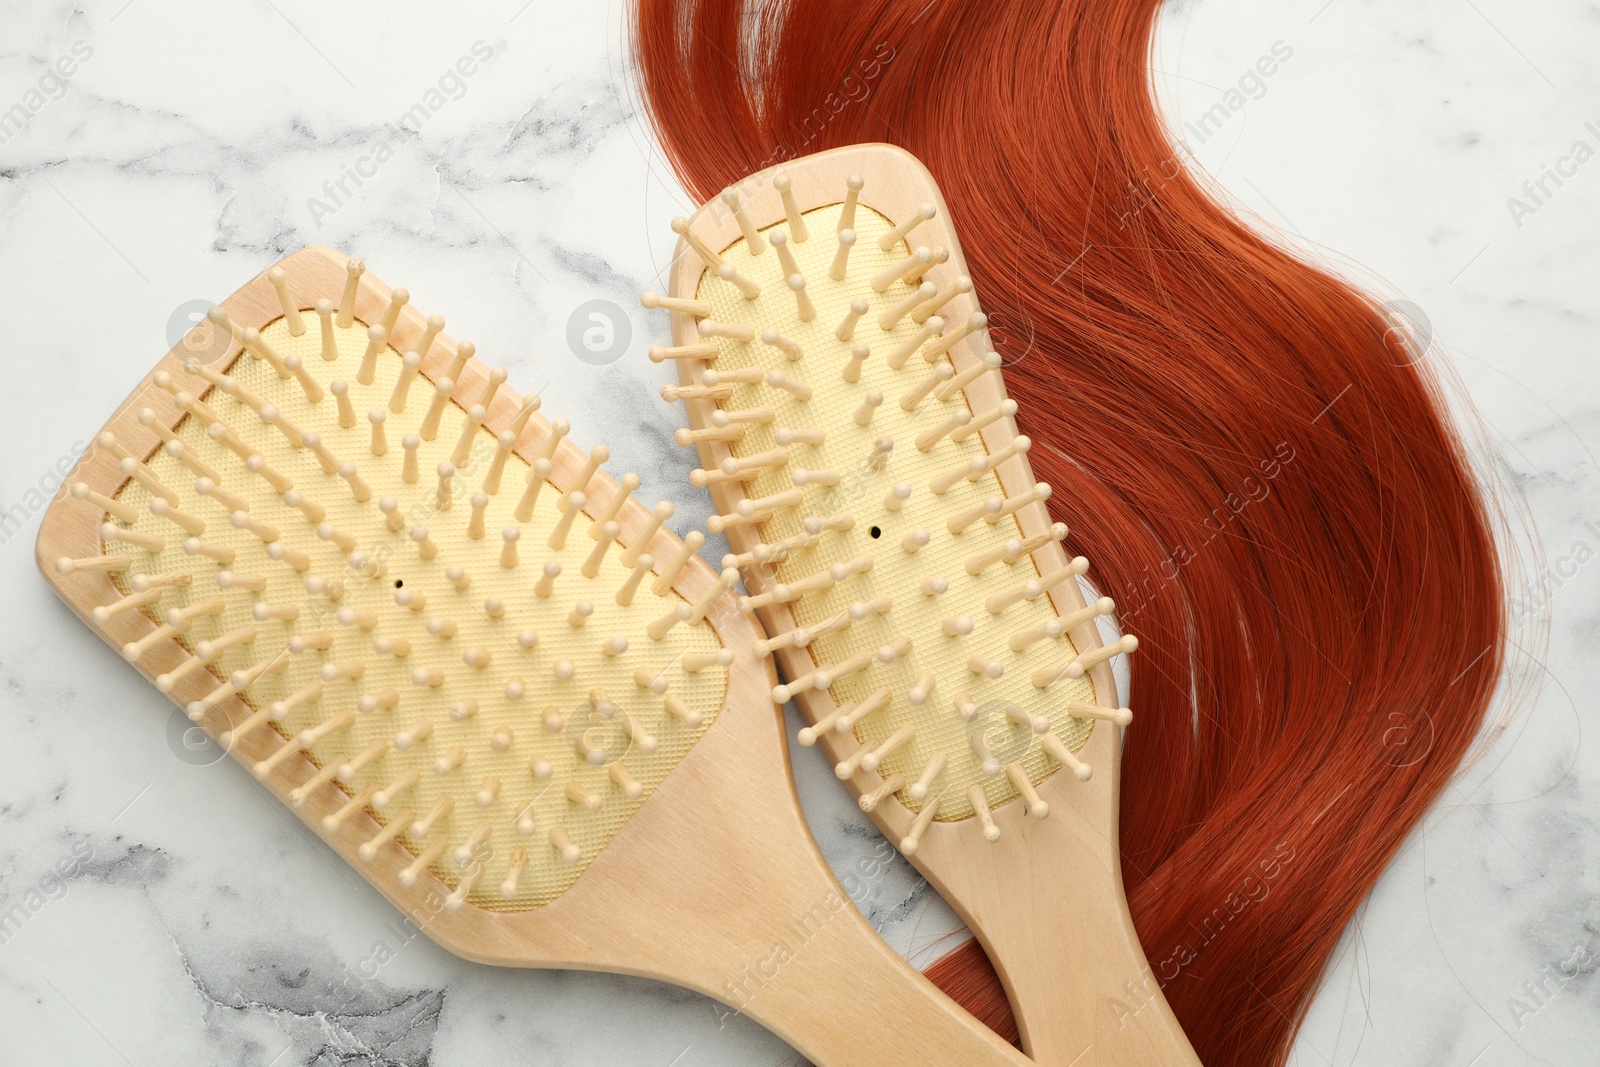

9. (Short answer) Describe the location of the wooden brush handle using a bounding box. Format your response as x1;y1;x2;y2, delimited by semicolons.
980;871;1197;1064
927;729;1201;1066
434;631;1036;1067
723;890;1036;1067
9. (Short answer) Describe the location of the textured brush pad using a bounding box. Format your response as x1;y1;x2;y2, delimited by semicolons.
96;288;726;909
679;201;1105;824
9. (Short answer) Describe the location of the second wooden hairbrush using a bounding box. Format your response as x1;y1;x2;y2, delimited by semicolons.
36;247;1036;1067
649;144;1201;1065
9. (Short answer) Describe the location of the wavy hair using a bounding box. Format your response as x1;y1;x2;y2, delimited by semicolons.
627;3;1507;1062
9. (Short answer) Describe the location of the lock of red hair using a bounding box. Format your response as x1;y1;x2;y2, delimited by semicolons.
626;2;1506;1064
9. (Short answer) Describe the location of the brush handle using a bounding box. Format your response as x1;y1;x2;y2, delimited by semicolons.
444;646;1034;1067
928;729;1201;1066
722;887;1036;1067
588;697;1038;1067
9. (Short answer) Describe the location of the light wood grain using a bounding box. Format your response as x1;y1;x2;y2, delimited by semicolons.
36;246;1034;1067
667;146;1202;1066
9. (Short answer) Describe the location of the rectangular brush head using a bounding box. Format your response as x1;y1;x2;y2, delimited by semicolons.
655;146;1134;846
39;248;737;919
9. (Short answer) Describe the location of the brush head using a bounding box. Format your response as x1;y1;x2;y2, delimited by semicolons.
47;251;730;913
653;155;1134;838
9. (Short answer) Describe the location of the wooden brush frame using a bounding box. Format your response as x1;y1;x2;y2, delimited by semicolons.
36;246;1036;1067
666;146;1201;1065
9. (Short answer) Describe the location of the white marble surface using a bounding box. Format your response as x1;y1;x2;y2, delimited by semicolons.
0;0;1593;1063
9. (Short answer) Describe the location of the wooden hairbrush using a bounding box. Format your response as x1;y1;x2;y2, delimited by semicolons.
648;145;1202;1065
35;247;1039;1067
